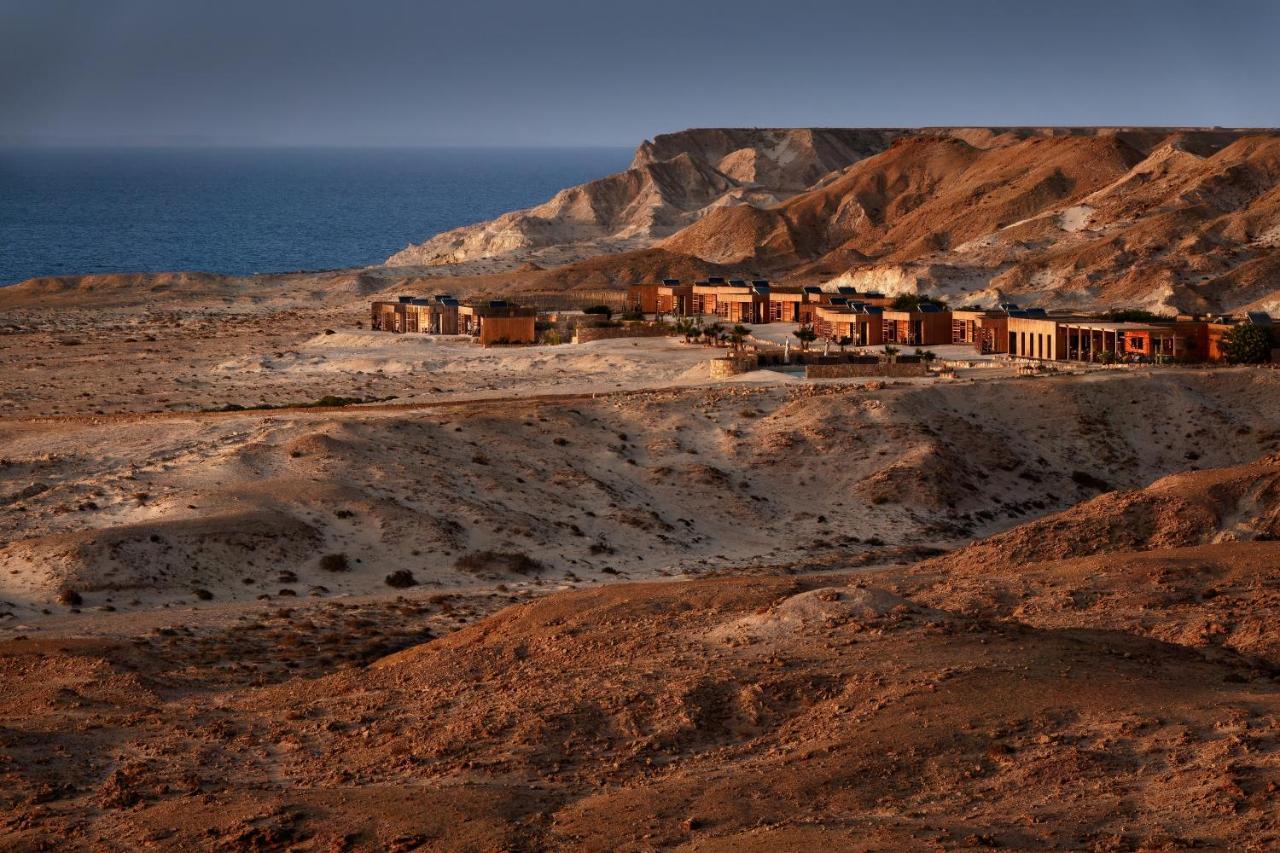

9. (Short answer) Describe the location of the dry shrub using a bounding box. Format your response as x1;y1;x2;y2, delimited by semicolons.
385;569;417;588
319;553;350;572
454;550;543;576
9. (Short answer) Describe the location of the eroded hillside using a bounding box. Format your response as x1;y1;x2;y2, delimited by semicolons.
382;127;1280;315
4;369;1279;614
4;451;1280;848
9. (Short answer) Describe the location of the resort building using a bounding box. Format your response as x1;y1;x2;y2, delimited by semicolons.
371;296;534;344
633;278;894;324
655;280;693;315
812;302;885;346
1002;311;1257;363
370;294;460;334
881;304;952;346
951;308;1009;354
457;301;537;345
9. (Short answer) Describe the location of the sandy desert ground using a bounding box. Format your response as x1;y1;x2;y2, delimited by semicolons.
3;294;1280;848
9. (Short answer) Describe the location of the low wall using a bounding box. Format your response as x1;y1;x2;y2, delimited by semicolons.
573;324;674;344
709;355;759;378
805;361;930;379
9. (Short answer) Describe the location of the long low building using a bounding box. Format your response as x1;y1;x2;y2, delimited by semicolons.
1006;311;1273;363
811;302;885;346
371;296;536;345
629;279;892;324
951;308;1010;354
881;303;952;347
371;294;460;334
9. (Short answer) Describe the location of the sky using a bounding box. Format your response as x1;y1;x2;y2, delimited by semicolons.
2;0;1278;148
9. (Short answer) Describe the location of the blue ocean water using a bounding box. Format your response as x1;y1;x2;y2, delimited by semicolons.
0;147;631;286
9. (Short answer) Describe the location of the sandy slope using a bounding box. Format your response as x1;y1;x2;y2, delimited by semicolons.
2;295;1280;845
2;511;1278;848
4;358;1279;619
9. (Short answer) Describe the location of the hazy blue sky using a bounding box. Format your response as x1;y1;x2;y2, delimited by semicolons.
2;0;1277;147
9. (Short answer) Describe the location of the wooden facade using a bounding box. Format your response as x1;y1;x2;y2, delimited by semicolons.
458;302;537;345
370;296;460;334
627;278;900;327
656;282;693;315
881;307;953;347
952;309;1009;354
1007;316;1194;362
813;304;884;346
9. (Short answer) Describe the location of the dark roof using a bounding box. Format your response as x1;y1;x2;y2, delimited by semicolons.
1009;307;1047;318
917;303;943;313
861;291;885;298
1247;311;1273;326
998;301;1020;311
707;276;726;284
751;279;770;287
438;297;459;307
836;286;857;295
411;298;431;305
828;296;849;306
397;295;414;303
751;284;770;294
488;300;508;309
728;278;747;286
855;304;884;315
433;293;455;302
661;278;681;286
803;285;823;294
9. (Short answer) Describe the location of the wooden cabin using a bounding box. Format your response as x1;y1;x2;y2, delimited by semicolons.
765;287;805;322
718;281;771;323
370;295;459;334
457;301;537;345
813;303;884;346
626;283;660;314
952;308;1009;354
656;280;693;315
881;305;952;347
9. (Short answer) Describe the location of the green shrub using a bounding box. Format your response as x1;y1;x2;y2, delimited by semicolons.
890;294;947;311
1221;323;1273;364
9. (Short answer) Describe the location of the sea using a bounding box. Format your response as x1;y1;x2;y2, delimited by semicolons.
0;146;632;286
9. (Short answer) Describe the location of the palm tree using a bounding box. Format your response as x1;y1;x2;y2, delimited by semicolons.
730;325;750;352
793;327;818;352
703;322;724;346
882;345;900;360
836;335;853;353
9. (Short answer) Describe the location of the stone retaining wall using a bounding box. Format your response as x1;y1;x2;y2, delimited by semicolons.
573;324;674;344
709;355;759;378
805;361;930;379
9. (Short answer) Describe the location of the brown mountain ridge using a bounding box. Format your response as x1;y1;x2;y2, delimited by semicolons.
387;127;1280;315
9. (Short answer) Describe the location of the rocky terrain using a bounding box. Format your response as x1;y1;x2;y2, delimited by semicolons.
386;126;1280;315
4;347;1280;615
385;129;903;268
10;126;1280;316
3;446;1280;848
4;293;1280;849
6;126;1280;848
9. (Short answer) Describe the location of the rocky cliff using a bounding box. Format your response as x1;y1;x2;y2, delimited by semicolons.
386;127;1280;314
663;128;1280;313
384;128;905;267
